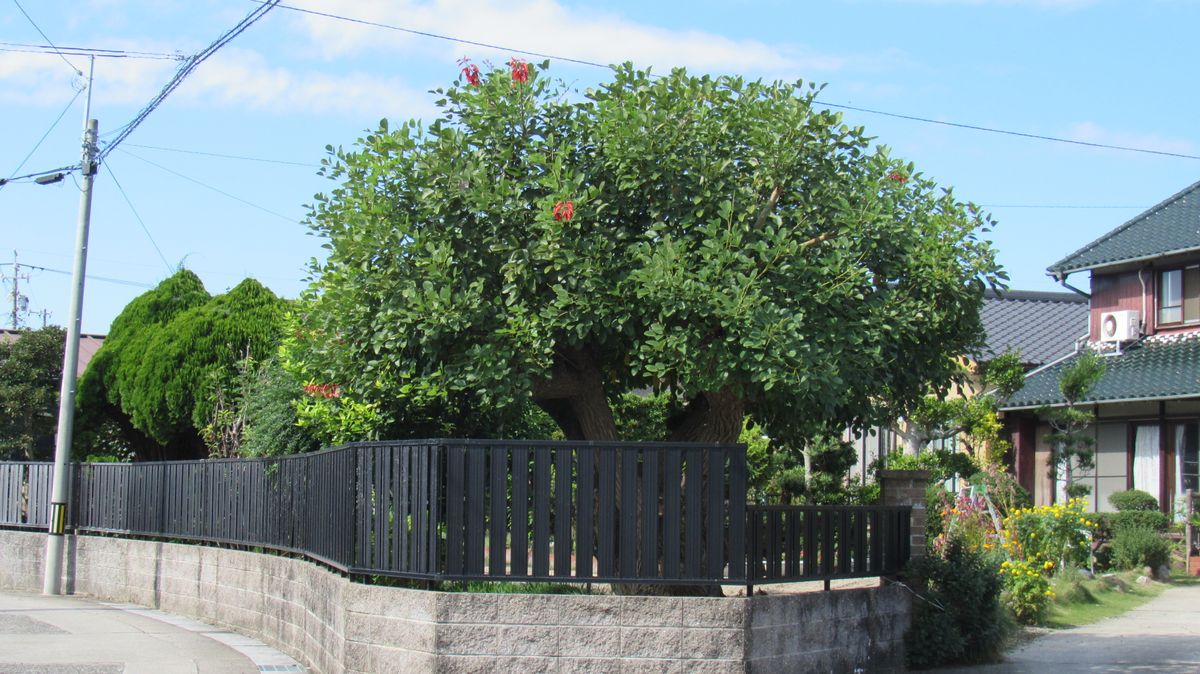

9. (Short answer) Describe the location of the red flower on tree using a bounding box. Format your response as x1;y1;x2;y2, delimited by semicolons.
303;383;342;399
552;200;574;221
509;58;529;84
888;171;908;183
460;62;481;86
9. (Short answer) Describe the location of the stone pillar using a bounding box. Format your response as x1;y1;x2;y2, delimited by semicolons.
879;469;931;560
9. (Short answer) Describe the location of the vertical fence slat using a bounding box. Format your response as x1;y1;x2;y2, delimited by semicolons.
511;446;529;577
575;446;594;579
662;450;681;579
639;448;659;579
532;446;551;578
619;447;637;579
554;446;572;577
597;448;616;578
684;448;703;580
489;445;507;577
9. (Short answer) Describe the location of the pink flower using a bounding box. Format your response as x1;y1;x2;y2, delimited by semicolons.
552;200;574;221
510;58;529;84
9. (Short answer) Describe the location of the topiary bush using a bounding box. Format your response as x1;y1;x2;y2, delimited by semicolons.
1109;489;1159;512
905;539;1012;669
1092;511;1170;542
1110;526;1173;571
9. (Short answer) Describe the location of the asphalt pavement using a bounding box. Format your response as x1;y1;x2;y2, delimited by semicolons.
939;581;1200;673
0;590;304;674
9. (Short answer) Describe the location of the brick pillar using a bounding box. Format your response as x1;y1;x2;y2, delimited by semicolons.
879;469;931;560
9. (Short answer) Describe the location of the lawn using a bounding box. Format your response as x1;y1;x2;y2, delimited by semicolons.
1043;571;1169;628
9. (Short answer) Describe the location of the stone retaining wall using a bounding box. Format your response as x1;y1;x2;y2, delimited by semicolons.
0;529;909;673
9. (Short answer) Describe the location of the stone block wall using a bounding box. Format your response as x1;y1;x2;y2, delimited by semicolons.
747;585;909;673
0;529;910;673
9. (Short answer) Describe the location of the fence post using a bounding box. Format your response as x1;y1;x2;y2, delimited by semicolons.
879;469;931;561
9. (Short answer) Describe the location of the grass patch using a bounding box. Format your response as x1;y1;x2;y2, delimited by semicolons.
1043;571;1165;628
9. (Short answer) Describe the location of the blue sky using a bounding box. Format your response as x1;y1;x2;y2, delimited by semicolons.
2;0;1197;334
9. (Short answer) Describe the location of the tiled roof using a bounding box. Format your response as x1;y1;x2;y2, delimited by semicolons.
0;328;105;374
1000;333;1200;409
979;290;1089;366
1049;179;1200;275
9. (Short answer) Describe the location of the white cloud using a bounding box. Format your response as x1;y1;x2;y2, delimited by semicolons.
1065;121;1196;156
285;0;866;78
0;46;433;119
178;49;434;118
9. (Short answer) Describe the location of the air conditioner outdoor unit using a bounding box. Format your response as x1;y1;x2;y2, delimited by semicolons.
1100;310;1140;342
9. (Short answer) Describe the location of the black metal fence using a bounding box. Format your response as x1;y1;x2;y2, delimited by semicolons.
1;440;911;588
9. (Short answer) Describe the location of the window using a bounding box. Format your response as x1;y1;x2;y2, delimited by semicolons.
1158;266;1200;325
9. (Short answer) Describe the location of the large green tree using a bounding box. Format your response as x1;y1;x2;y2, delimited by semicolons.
0;326;65;460
78;272;286;460
292;61;1003;447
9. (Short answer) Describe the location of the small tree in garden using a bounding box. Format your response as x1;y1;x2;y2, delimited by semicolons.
294;59;1004;450
0;326;65;461
1042;351;1105;500
896;350;1025;460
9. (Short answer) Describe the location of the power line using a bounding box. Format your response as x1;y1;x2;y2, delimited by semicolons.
102;161;173;273
818;102;1200;161
2;87;83;191
262;1;611;69
125;142;320;167
98;0;282;162
10;0;81;76
118;148;302;224
977;204;1149;210
0;41;184;61
0;261;154;289
268;1;1200;163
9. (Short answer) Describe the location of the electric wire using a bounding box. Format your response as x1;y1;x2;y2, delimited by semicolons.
977;204;1148;209
0;261;153;289
10;0;81;75
124;142;320;167
117;148;301;225
2;87;83;191
98;0;281;162
0;41;184;61
265;0;1200;163
102;161;174;273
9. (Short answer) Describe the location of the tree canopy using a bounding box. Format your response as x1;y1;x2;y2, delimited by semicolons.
78;271;286;460
292;61;1004;446
0;326;65;461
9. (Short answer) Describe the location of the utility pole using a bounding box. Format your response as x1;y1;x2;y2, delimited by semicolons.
4;251;31;329
44;55;96;596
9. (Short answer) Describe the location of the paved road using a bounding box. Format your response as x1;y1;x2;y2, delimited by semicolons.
0;590;304;674
940;582;1200;673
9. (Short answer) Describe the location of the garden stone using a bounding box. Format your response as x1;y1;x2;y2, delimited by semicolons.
1156;565;1172;581
1136;575;1151;585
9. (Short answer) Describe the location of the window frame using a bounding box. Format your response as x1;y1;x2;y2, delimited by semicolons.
1157;265;1200;326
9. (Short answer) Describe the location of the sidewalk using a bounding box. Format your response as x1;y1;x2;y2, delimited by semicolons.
0;590;304;674
940;582;1200;673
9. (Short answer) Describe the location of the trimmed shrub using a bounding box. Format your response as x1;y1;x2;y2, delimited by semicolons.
1092;511;1170;542
1110;527;1173;571
1109;489;1159;512
905;539;1012;669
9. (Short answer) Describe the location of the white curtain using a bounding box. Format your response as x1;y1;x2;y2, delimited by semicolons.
1177;425;1187;495
1133;425;1160;503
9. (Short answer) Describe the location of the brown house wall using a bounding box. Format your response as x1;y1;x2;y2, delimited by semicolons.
1089;270;1147;341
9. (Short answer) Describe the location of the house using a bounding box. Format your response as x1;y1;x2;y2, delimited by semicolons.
846;288;1089;481
1001;179;1200;513
0;328;105;374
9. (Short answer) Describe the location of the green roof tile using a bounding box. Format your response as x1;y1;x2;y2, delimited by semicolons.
1000;335;1200;409
1049;179;1200;275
